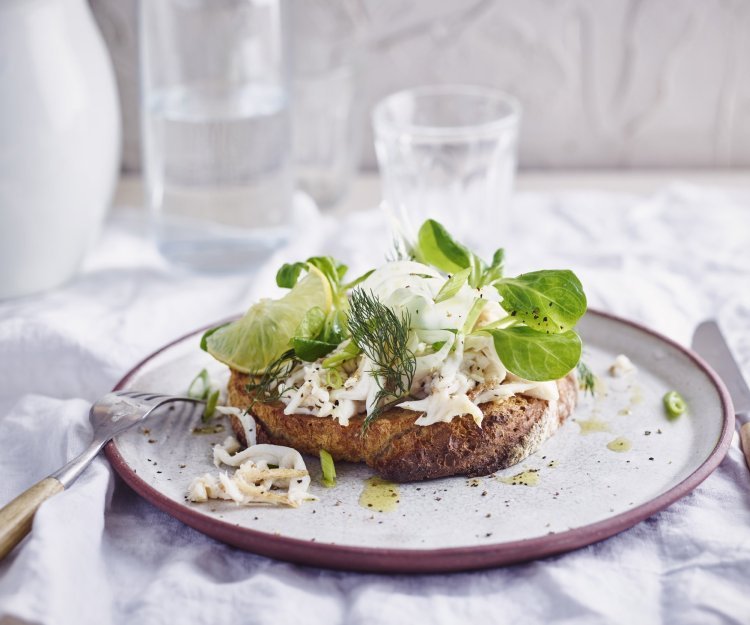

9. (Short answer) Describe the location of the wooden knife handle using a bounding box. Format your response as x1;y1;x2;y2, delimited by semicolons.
0;477;64;560
740;422;750;472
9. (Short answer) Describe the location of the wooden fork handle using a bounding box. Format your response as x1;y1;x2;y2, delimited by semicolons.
0;477;64;560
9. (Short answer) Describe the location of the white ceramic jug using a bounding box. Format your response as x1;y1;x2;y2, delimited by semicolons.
0;0;121;299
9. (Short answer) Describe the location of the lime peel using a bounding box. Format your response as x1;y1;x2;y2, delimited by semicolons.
203;267;332;374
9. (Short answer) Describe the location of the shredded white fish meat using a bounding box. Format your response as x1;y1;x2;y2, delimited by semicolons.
214;405;256;446
274;260;569;428
609;354;636;377
188;440;314;508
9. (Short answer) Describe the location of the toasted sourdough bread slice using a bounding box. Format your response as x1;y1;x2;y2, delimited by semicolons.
227;370;577;482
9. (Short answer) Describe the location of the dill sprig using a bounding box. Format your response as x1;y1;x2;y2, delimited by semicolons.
244;349;300;408
347;289;416;429
576;360;597;396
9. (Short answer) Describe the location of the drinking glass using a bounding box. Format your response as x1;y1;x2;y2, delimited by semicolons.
372;85;521;254
290;33;360;208
140;0;293;272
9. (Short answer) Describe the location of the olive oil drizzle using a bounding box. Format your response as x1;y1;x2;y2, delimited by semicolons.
607;436;632;452
575;417;611;435
359;477;400;512
499;469;540;486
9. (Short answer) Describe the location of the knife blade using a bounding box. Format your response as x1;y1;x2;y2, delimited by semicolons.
692;319;750;469
692;320;750;415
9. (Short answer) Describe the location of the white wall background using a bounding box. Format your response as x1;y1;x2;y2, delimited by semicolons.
90;0;750;172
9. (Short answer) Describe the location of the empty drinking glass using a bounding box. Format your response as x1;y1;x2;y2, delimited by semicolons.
372;85;521;254
140;0;293;272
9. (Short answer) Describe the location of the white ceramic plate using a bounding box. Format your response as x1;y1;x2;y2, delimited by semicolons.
106;311;733;572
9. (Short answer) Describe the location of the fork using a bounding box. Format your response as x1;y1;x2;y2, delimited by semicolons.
0;390;203;560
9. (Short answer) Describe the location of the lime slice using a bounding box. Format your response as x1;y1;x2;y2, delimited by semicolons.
205;266;333;373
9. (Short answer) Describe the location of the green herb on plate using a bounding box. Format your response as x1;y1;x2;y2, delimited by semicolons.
348;289;416;428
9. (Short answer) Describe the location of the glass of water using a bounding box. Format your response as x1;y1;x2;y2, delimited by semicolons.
140;0;293;272
372;85;521;255
290;27;361;209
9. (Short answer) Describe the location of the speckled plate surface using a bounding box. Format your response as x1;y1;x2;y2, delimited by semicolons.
105;310;734;573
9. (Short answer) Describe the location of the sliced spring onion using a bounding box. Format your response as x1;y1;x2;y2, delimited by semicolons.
187;369;211;400
663;390;687;419
188;369;221;422
319;449;336;488
322;341;361;368
461;297;487;334
203;388;220;422
323;368;344;389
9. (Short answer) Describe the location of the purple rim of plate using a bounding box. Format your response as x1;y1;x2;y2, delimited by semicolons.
104;309;735;574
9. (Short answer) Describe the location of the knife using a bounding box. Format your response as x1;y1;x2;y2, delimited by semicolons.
692;320;750;469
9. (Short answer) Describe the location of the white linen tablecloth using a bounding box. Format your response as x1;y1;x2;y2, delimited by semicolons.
1;184;749;624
